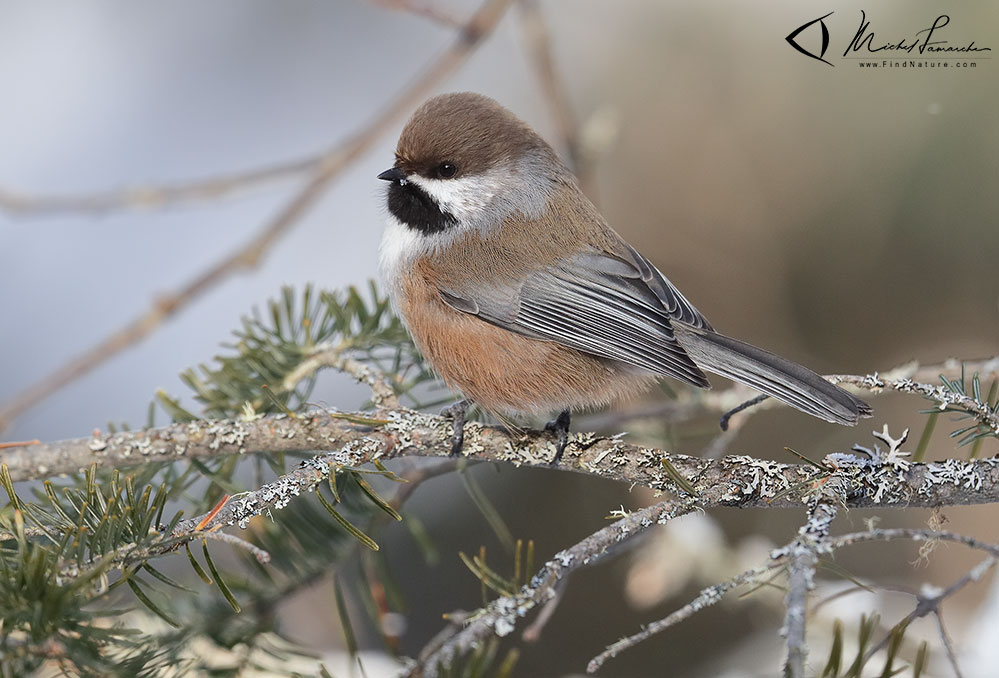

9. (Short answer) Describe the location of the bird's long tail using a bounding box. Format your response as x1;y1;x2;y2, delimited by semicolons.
672;324;871;425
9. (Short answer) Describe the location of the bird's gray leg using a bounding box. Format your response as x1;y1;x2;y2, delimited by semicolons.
441;399;471;456
545;409;571;464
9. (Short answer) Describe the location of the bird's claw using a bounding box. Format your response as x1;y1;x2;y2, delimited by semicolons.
544;409;571;465
441;399;470;456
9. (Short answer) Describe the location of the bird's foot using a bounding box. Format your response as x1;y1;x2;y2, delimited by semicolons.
441;399;471;456
544;409;571;465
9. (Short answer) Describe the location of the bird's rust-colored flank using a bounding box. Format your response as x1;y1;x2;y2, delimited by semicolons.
397;200;656;415
399;257;653;415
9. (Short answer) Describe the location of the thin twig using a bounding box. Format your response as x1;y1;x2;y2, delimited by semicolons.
0;0;469;219
203;530;271;564
935;609;965;678
0;440;40;450
587;561;778;672
173;451;447;541
410;498;697;678
783;554;815;677
281;344;401;410
583;357;999;432
860;555;996;665
360;458;461;645
719;394;768;430
0;157;318;217
824;528;999;557
0;0;515;434
517;0;595;198
521;578;566;643
371;0;465;28
588;523;999;673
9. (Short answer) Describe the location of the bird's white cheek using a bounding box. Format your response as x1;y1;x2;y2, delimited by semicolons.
408;174;501;223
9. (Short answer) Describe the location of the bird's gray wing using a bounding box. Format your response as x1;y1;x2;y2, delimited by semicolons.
616;243;713;332
438;246;712;388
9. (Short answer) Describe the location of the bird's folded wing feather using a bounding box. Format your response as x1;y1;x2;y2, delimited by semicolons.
438;245;712;388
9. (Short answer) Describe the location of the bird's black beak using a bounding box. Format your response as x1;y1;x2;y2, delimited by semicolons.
378;167;407;183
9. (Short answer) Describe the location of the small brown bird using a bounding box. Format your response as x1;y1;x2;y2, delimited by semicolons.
378;92;870;459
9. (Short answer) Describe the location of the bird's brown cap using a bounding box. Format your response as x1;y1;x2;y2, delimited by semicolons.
394;92;557;178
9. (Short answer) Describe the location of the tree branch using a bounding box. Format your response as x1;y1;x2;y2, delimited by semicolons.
862;555;995;666
409;498;697;677
0;157;319;217
6;408;998;512
781;494;840;678
829;371;999;437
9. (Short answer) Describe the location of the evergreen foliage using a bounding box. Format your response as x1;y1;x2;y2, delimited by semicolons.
0;284;487;677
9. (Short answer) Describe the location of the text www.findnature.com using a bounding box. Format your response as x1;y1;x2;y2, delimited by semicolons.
858;60;978;68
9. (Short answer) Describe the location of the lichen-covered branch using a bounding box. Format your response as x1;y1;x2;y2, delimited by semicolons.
280;344;401;410
409;498;697;678
4;410;999;512
779;495;840;678
830;371;999;438
588;524;999;674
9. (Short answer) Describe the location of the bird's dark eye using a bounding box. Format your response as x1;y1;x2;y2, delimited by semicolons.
436;162;458;179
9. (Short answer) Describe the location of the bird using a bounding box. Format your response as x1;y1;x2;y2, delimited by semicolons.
376;92;870;461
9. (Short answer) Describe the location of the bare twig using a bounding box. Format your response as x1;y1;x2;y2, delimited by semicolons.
589;523;999;673
0;0;515;434
935;609;965;678
860;555;996;666
517;0;595;198
784;558;815;677
0;157;318;217
0;440;40;450
202;530;272;564
0;1;470;219
587;561;778;672
824;528;999;557
371;0;465;28
358;457;462;648
521;578;566;643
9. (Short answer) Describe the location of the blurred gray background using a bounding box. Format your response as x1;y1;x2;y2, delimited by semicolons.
1;1;997;676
